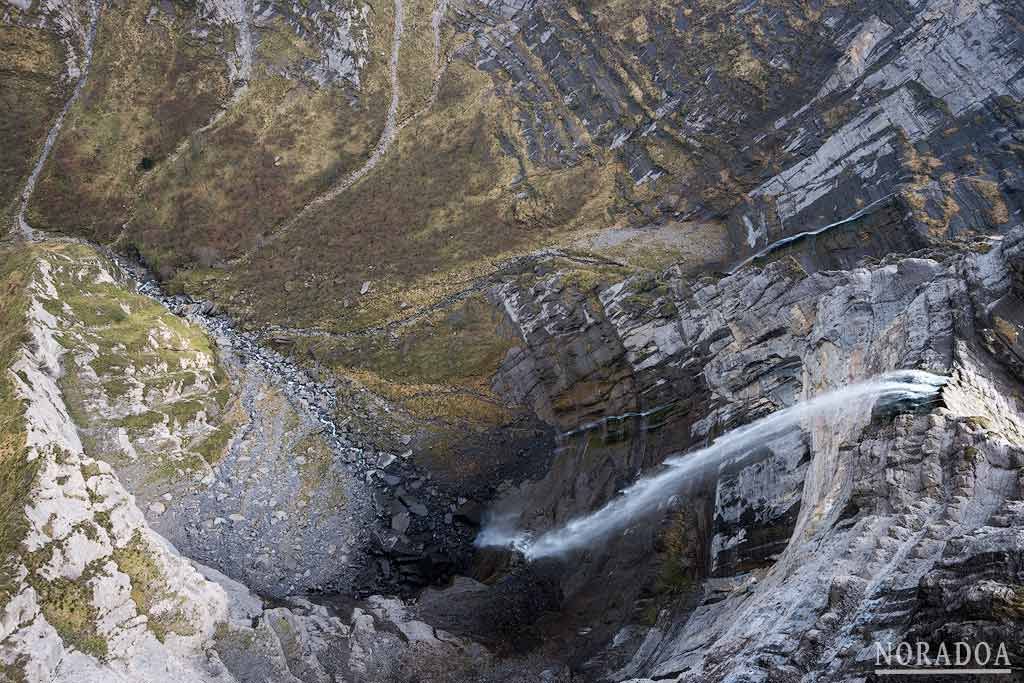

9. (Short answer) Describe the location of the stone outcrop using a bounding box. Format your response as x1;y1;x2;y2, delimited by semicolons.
0;244;489;681
476;229;1024;681
3;0;1024;680
28;245;374;598
2;243;231;681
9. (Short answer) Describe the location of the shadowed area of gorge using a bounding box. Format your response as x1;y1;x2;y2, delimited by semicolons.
2;0;1024;681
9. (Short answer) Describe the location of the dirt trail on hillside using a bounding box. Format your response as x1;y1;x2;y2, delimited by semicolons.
242;0;468;259
13;0;100;241
281;0;406;222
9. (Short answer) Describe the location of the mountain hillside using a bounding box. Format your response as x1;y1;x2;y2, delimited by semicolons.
2;0;1024;680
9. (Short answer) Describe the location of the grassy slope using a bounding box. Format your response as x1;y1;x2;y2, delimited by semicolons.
129;9;392;274
0;246;35;603
217;59;620;332
26;0;232;242
0;24;67;216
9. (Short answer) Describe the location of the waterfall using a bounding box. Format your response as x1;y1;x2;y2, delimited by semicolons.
727;192;898;274
476;370;947;560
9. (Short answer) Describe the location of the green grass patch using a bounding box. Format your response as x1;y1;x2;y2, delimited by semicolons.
112;531;196;642
0;246;37;604
192;418;237;465
32;571;108;659
119;410;165;432
655;510;699;597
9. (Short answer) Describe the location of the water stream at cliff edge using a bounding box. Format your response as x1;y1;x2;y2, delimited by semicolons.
476;370;947;560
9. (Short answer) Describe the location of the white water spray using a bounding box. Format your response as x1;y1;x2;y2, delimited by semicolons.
476;371;946;560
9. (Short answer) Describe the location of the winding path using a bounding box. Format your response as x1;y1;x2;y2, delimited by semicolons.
241;0;464;258
431;0;449;81
276;0;406;227
13;0;101;241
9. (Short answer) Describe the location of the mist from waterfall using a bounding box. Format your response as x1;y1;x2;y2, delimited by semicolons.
476;370;947;560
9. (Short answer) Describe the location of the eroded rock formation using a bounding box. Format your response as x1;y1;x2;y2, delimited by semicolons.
2;0;1024;680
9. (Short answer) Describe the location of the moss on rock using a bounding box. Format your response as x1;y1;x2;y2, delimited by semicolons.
32;573;108;659
37;243;238;481
112;531;197;642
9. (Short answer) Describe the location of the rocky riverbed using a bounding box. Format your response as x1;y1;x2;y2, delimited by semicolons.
4;0;1024;679
114;253;486;597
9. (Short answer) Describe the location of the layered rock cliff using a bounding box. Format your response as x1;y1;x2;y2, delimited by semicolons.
2;0;1024;680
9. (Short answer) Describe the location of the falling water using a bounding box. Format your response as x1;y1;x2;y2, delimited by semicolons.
476;370;947;560
727;193;898;274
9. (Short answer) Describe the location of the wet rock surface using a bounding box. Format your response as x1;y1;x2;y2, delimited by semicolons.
460;230;1024;680
29;225;1020;682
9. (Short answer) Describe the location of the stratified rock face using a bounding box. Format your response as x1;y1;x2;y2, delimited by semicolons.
709;430;808;578
746;0;1024;239
486;248;954;535
591;235;1023;682
3;0;1024;680
473;227;1024;681
458;0;1023;250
